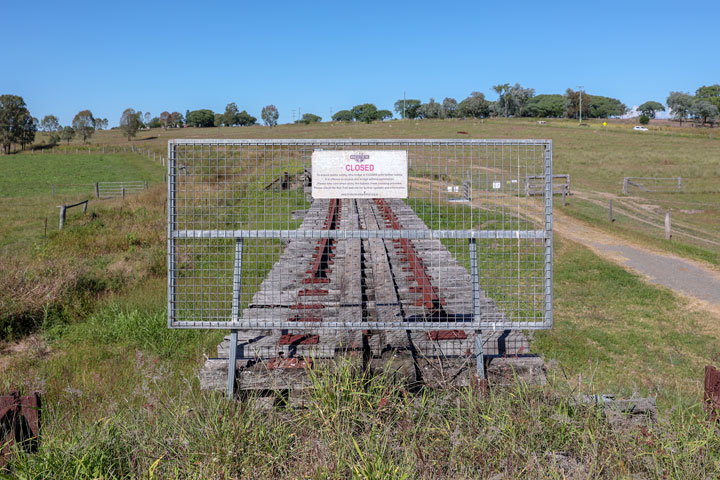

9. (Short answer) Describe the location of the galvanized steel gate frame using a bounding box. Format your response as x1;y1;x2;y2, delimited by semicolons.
166;139;554;395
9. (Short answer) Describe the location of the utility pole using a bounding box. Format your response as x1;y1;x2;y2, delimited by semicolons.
292;110;296;123
578;85;584;124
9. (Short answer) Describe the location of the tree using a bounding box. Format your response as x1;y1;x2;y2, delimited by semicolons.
588;96;627;118
639;115;650;125
351;103;379;123
236;110;257;126
60;126;75;144
18;115;37;150
689;100;718;126
666;92;694;126
442;98;458;118
508;84;535;116
159;111;171;129
332;110;353;122
696;84;720;112
565;89;590;120
169;112;184;128
214;113;224;127
0;94;31;154
457;92;490;118
492;83;511;117
297;113;321;124
148;117;161;128
119;108;142;141
523;94;565;117
101;119;109;130
41;114;60;132
261;105;279;127
72;110;95;143
223;102;240;126
186;109;215;127
418;98;443;119
143;112;151;127
638;101;665;119
377;109;393;121
393;99;421;119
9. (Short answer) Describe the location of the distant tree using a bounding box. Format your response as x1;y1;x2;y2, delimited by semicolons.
261;104;279;127
689;100;718;126
509;84;535;116
418;98;443;119
159;111;171;129
143;112;151;127
18;115;37;150
639;115;650;125
0;94;31;154
393;99;421;119
169;112;184;128
93;117;103;130
457;92;490;118
332;109;354;122
297;113;321;124
72;110;95;143
119;108;142;141
523;94;566;117
236;110;257;126
564;89;590;120
666;91;694;126
377;109;393;121
148;117;161;128
214;113;224;127
223;102;240;126
588;95;627;118
492;84;512;117
638;101;665;119
351;103;378;123
442;98;458;118
186;109;215;127
696;84;720;112
60;126;75;144
47;133;60;146
101;119;109;130
41;114;61;132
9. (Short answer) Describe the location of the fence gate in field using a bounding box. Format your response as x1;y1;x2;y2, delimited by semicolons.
97;180;148;198
167;139;554;395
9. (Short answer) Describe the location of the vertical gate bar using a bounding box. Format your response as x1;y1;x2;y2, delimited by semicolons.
228;238;244;397
469;238;485;380
544;141;554;328
167;141;176;329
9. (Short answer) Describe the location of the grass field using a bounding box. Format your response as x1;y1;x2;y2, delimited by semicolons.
2;119;720;477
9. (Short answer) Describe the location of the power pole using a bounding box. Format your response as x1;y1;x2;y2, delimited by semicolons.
292;110;296;123
578;85;584;124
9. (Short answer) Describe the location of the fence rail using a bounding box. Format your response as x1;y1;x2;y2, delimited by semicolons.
623;176;683;195
526;174;570;196
58;199;88;229
97;181;148;198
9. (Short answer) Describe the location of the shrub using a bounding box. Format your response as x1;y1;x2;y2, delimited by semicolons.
639;114;650;125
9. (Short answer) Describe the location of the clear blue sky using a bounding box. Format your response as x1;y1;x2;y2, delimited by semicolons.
3;0;718;126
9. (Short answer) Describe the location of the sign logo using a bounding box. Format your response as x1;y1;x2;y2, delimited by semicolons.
349;153;370;163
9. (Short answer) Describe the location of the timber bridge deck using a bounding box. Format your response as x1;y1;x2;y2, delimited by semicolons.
199;198;543;396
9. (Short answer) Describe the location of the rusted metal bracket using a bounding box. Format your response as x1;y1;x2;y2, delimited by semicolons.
0;391;41;465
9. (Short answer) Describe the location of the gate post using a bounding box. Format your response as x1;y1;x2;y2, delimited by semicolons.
228;238;244;397
468;238;485;380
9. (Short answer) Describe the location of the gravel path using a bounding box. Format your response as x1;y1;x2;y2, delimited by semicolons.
554;211;720;306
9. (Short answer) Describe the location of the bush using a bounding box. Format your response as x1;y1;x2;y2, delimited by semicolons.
639;114;650;125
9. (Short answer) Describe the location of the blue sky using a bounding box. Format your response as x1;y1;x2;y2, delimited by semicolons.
2;0;718;126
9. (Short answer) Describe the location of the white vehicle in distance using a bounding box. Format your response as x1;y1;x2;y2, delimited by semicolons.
633;126;649;131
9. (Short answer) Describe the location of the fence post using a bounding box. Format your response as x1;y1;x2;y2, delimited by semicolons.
59;206;66;230
609;199;613;223
95;182;99;198
52;184;55;197
678;176;683;193
562;185;567;207
83;201;87;214
121;186;125;199
145;180;148;190
622;177;629;195
665;212;671;240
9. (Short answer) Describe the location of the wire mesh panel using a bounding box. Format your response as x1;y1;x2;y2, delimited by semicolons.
167;139;553;331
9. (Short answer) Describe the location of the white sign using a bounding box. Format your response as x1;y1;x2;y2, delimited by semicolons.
311;150;408;199
492;181;501;190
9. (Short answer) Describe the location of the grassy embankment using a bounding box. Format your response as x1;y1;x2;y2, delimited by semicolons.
1;121;719;477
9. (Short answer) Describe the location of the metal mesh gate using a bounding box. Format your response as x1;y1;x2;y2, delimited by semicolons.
167;139;553;334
